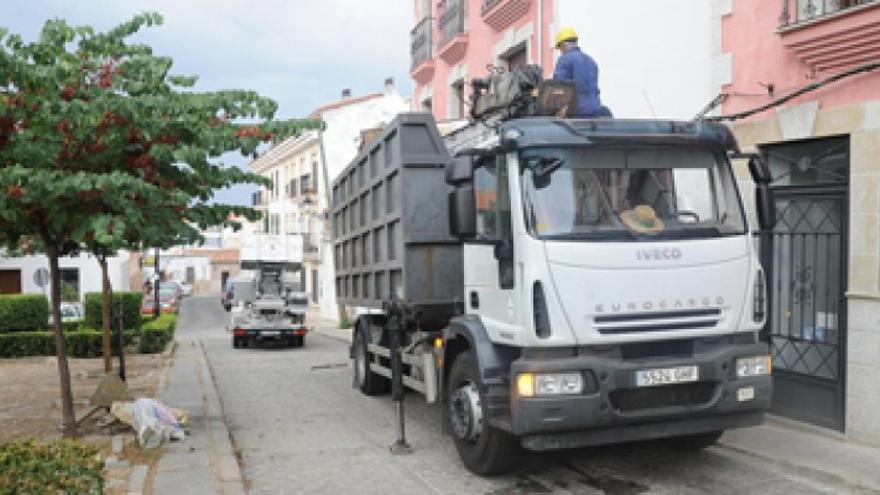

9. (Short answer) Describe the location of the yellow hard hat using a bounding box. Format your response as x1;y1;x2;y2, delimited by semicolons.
555;27;578;48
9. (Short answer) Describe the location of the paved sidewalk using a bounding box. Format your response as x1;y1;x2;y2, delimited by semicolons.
721;417;880;493
152;338;245;495
311;313;880;493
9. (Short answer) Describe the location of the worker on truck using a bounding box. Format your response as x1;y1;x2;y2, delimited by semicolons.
553;27;612;118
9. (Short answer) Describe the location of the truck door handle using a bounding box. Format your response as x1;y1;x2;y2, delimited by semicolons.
470;291;479;309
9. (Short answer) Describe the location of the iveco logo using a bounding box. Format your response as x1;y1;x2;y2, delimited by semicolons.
637;248;682;261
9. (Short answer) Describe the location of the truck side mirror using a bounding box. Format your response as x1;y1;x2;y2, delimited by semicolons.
448;185;477;238
445;156;474;185
748;156;772;184
755;184;774;231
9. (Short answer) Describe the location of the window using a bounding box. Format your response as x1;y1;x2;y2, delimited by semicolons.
503;44;528;71
421;98;433;113
59;268;79;302
301;174;313;194
450;80;465;120
474;155;511;240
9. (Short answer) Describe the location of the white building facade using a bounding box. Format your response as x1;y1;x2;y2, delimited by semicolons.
248;80;409;321
0;252;131;302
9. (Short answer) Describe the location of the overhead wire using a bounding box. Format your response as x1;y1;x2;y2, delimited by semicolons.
702;61;880;122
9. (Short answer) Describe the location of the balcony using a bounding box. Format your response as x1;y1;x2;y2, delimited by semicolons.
303;239;320;262
437;0;469;65
778;0;880;72
481;0;531;32
410;16;436;85
300;174;316;195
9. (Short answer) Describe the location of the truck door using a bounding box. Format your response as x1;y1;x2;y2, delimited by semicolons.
464;154;522;344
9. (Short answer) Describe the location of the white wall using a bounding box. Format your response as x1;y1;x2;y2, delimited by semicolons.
0;252;130;300
163;256;212;284
317;90;410;322
556;0;714;120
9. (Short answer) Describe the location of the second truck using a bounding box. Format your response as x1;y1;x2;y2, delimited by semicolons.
332;68;773;474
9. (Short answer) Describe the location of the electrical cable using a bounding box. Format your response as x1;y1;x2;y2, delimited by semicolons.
705;60;880;122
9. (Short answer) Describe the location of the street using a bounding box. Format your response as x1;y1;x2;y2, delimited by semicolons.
177;295;851;495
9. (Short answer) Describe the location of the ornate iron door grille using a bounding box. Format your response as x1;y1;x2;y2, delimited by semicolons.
770;196;844;381
762;136;848;431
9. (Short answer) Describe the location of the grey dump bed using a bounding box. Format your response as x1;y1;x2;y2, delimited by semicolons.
331;113;462;329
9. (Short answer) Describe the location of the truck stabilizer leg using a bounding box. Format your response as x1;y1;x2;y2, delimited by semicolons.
388;303;412;455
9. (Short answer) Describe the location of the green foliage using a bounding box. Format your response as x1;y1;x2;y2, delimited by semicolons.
0;12;322;256
61;320;81;332
83;291;143;330
139;313;176;353
59;282;78;302
0;330;136;358
0;439;103;494
0;294;49;332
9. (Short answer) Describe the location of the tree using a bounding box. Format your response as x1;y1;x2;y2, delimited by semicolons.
0;14;320;436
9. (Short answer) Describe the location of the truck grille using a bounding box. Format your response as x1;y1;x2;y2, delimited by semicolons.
609;382;716;412
593;309;721;335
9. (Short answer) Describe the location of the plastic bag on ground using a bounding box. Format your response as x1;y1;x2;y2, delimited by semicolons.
131;398;187;448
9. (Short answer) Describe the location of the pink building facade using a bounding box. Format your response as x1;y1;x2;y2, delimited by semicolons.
718;0;880;441
410;0;555;122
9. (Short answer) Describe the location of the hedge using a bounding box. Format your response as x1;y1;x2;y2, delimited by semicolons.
0;330;137;359
139;314;177;354
0;294;49;332
84;292;143;330
0;439;103;494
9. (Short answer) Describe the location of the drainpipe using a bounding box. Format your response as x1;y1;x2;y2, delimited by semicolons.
538;0;544;69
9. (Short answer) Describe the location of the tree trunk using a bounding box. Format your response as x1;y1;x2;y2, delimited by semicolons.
98;254;113;373
47;246;77;437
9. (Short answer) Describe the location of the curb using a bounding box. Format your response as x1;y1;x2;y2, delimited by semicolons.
311;325;353;345
197;340;247;495
717;440;880;494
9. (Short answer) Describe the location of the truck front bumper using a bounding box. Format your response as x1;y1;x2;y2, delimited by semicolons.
234;327;307;341
508;340;771;450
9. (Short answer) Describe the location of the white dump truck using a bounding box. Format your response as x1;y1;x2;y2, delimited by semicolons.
332;68;773;474
228;234;309;348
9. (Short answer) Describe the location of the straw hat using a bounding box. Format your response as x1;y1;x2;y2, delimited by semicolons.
620;205;665;234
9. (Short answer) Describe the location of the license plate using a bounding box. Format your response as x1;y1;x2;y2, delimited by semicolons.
260;330;280;337
635;365;699;387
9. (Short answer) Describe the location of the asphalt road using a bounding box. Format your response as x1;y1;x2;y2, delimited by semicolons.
179;295;849;495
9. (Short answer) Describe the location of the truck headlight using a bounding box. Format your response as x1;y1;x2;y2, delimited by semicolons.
736;356;772;378
517;372;584;397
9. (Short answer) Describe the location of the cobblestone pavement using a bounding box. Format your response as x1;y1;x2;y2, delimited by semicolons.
170;297;864;495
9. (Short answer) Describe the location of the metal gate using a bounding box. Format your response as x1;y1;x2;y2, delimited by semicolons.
763;137;849;431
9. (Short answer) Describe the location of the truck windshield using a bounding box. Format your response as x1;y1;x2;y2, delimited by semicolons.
521;147;746;240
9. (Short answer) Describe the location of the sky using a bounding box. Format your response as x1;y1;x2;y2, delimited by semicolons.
4;0;414;204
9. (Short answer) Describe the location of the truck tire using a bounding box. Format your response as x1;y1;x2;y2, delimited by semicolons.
667;430;723;451
446;350;521;475
353;322;390;395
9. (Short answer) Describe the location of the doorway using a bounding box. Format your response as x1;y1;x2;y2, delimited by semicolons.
762;136;849;431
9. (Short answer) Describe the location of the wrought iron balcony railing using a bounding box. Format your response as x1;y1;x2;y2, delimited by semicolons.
438;0;467;48
411;16;434;70
482;0;503;14
780;0;877;27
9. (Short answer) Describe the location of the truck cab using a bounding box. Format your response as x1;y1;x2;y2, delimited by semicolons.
442;117;771;471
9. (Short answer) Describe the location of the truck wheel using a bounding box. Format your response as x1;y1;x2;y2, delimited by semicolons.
446;351;521;475
353;322;390;395
667;430;723;451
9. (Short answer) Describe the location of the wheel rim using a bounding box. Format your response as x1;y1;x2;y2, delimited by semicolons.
449;381;483;442
354;336;367;387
